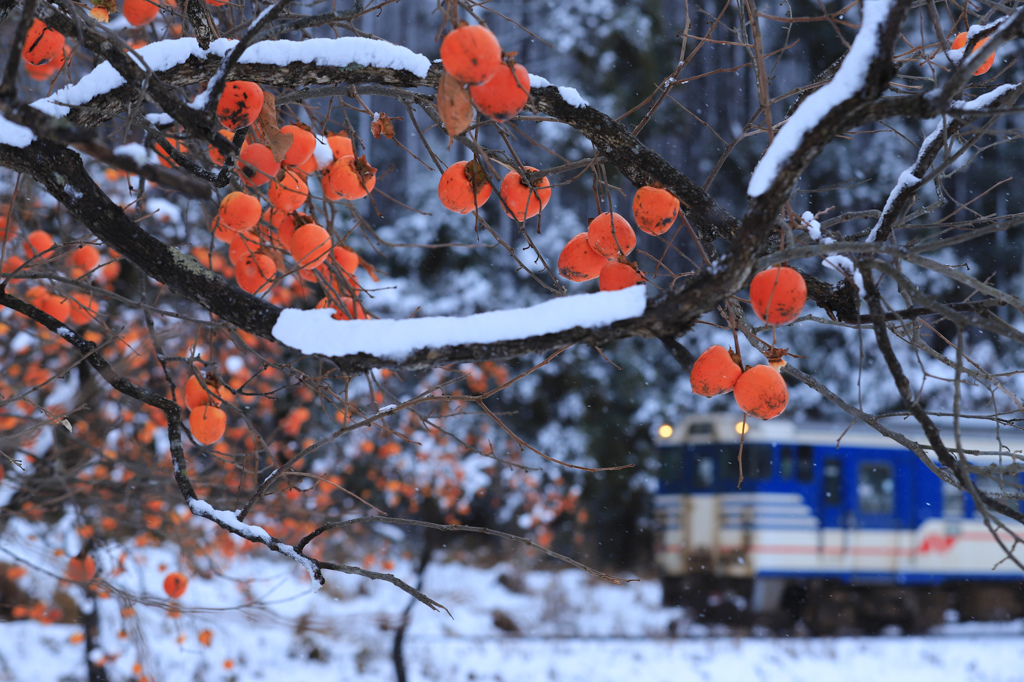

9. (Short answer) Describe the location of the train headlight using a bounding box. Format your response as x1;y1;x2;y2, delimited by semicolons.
657;423;674;439
735;421;749;435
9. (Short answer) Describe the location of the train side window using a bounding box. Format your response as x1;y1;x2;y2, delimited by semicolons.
693;453;715;490
798;446;815;482
780;447;794;479
857;462;895;515
973;470;1022;514
941;481;965;517
823;459;842;505
745;444;772;479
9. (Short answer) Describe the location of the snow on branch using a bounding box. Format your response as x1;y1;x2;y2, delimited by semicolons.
273;286;647;359
747;0;895;198
32;36;431;118
0;114;35;148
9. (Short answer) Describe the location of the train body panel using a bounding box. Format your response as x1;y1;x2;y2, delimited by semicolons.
653;415;1024;630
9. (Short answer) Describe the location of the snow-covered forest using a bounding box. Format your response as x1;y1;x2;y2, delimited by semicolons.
2;0;1024;678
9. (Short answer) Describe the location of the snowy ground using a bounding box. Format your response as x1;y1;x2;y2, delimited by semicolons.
3;551;1024;682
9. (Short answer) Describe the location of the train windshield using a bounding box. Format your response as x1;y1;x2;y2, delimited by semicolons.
687;444;773;489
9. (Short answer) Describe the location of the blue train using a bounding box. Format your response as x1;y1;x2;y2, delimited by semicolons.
653;414;1024;633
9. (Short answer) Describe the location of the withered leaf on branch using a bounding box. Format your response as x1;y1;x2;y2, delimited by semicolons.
256;92;293;163
437;71;474;145
370;112;396;140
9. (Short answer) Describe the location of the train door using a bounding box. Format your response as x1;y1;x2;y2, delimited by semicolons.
847;452;912;573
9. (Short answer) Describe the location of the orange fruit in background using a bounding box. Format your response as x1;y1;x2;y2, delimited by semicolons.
733;365;788;420
587;212;636;258
440;24;503;85
65;556;97;583
69;245;101;273
316;296;367;320
690;345;742;398
290;223;331;269
268;170;308;213
749;266;806;326
162;571;189;599
438;160;492;214
235;253;276;294
22;19;64;66
470;62;531;121
68;292;99;325
218;191;261;232
24;229;54;258
216;81;264;130
331;245;359;275
189;406;226;445
499;166;550;221
558;232;609;282
598;261;644;291
123;0;160;26
39;292;71;323
237;144;280;187
951;31;995;76
281;125;316;167
322;155;377;200
156;138;187;168
633;186;680;236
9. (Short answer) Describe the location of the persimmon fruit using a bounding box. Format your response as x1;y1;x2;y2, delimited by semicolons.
632;186;680;236
189;406;226;445
331;245;359;275
235;253;276;294
269;171;309;213
218;192;262;232
733;365;788;420
123;0;160;27
470;62;531;121
598;261;644;291
216;81;264;131
951;31;995;76
290;223;331;269
690;345;742;398
749;266;807;326
22;19;64;66
69;245;101;273
281;125;316;167
327;133;354;160
587;212;636;258
316;296;367;320
237;144;280;187
438;160;492;214
440;24;503;85
24;229;54;257
558;232;608;282
163;572;189;599
499;167;550;221
228;230;261;266
322;155;376;201
65;556;97;583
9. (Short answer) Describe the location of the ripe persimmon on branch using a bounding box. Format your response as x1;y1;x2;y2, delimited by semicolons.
3;2;1024;671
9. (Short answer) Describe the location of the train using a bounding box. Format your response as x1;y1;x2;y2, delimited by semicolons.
652;414;1024;634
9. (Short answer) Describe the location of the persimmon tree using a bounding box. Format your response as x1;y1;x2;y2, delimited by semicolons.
3;0;1024;674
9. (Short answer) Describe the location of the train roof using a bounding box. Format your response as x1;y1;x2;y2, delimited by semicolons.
654;414;1024;463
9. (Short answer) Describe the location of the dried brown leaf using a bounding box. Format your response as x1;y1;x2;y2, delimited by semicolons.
256;92;293;163
437;72;473;145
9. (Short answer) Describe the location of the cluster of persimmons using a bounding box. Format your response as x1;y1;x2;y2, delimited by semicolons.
689;266;807;420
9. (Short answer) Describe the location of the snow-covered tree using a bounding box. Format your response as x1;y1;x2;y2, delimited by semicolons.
2;0;1024;674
